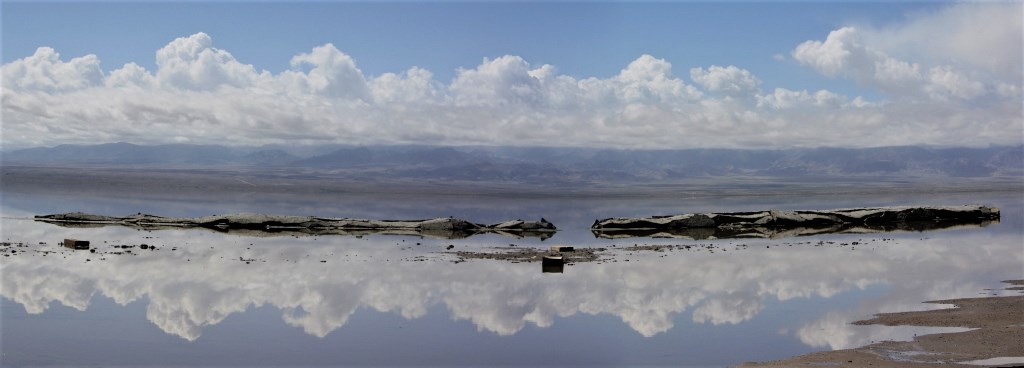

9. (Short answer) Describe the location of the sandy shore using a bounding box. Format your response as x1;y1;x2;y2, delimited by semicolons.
740;280;1024;367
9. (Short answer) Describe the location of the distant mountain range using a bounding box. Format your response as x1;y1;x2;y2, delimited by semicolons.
3;143;1022;182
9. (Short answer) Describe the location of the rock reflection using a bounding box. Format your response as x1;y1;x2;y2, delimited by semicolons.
35;212;557;240
44;222;556;240
592;221;998;240
1;218;1019;345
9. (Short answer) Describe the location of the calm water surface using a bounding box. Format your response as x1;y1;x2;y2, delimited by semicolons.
1;189;1021;367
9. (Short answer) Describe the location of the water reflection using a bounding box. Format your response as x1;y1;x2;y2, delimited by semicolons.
35;213;557;240
41;220;556;240
2;213;1019;345
591;220;998;240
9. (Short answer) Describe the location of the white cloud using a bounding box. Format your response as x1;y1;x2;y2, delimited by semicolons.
925;65;985;101
369;67;440;104
615;54;702;104
996;82;1021;99
284;43;370;100
861;2;1022;81
689;65;762;96
792;27;856;78
756;88;849;110
2;47;103;92
792;2;1022;104
106;62;155;89
2;3;1022;152
154;32;259;91
450;55;543;107
792;27;927;97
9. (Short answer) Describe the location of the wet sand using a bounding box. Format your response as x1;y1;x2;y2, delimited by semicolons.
740;280;1024;367
449;246;604;264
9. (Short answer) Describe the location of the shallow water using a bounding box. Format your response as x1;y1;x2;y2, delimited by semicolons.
1;188;1021;367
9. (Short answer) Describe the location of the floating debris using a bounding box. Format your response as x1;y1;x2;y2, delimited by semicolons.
542;255;563;273
62;238;90;250
550;245;574;252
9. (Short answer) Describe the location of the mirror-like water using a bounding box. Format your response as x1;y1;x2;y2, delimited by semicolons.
2;188;1021;367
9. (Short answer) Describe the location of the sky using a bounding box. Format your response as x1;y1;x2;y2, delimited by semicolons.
1;1;1021;150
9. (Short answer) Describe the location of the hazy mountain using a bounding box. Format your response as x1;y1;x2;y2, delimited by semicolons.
3;143;1021;181
241;149;300;166
2;142;246;165
292;146;480;168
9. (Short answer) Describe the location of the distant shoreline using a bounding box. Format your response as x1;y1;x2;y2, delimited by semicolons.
3;164;1022;199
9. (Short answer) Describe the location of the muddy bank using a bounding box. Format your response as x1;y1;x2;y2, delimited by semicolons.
35;212;556;240
449;246;604;264
740;280;1024;367
593;205;1000;239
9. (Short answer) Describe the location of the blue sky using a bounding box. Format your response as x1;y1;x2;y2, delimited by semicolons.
4;2;933;96
1;1;1021;149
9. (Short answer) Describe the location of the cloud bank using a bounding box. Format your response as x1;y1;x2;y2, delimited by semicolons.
2;3;1020;150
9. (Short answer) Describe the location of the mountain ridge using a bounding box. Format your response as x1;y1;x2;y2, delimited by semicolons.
4;143;1021;181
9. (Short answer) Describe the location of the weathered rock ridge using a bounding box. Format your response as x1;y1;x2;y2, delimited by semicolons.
35;212;557;240
592;205;1000;240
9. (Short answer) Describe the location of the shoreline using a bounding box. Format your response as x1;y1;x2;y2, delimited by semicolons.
740;280;1024;367
3;164;1021;199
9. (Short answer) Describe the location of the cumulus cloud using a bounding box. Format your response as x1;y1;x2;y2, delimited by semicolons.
793;27;930;98
861;2;1023;81
284;43;370;100
154;32;260;91
2;47;102;92
756;88;849;110
925;65;985;100
615;54;702;104
792;26;997;102
369;67;440;104
450;55;544;107
791;2;1022;104
689;65;761;96
106;62;155;89
2;2;1022;151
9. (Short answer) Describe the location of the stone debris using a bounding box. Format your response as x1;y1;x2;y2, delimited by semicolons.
542;255;563;273
62;238;90;250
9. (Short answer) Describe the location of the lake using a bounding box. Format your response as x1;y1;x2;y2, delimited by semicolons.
1;187;1021;367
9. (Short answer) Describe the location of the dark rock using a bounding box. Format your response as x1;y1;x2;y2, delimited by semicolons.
542;256;563;273
35;212;558;240
592;205;1000;240
62;238;90;250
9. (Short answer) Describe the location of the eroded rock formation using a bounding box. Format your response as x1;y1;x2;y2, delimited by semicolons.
592;205;1000;240
35;212;557;240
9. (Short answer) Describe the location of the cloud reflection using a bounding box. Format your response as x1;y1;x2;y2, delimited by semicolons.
1;217;1019;345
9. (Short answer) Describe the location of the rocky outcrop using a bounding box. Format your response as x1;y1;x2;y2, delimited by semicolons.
35;212;556;240
591;205;999;240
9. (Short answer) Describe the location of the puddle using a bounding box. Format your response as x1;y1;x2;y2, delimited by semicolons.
960;357;1024;366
